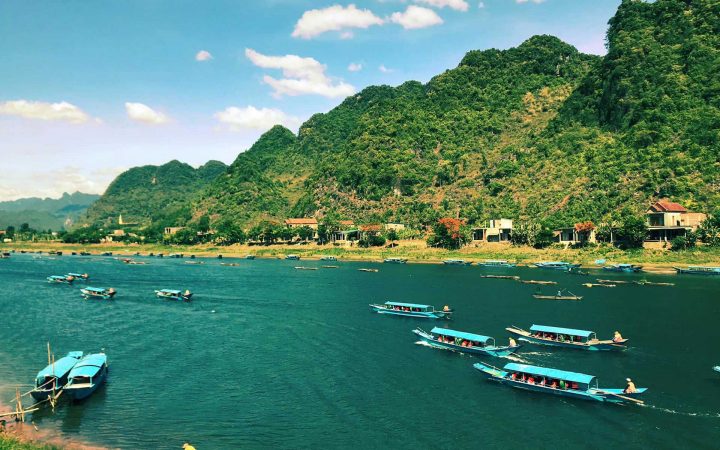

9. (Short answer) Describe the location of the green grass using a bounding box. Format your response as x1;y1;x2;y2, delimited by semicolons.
0;435;59;450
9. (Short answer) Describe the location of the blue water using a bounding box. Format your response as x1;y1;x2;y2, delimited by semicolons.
1;254;719;449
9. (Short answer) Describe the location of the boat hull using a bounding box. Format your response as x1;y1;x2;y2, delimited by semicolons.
674;267;720;275
67;365;108;400
714;366;720;374
534;263;581;271
507;328;627;351
370;305;449;319
413;329;518;357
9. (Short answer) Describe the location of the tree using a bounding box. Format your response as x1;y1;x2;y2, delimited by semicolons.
616;209;647;249
427;218;469;250
5;226;15;238
278;227;294;242
533;228;555;249
386;229;399;244
215;219;246;245
297;226;315;242
196;215;210;233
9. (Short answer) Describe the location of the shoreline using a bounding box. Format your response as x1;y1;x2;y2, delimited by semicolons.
4;241;720;275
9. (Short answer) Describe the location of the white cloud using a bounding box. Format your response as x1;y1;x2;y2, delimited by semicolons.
0;100;90;124
292;4;384;39
414;0;469;12
390;6;444;29
195;50;213;61
379;64;394;73
245;48;355;98
478;1;485;8
0;166;125;201
214;106;301;132
124;102;169;124
348;62;363;72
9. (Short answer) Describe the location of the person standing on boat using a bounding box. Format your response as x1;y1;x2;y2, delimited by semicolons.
613;331;623;342
509;337;517;347
624;378;637;394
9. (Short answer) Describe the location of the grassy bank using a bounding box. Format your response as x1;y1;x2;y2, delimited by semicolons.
4;241;720;272
0;434;59;450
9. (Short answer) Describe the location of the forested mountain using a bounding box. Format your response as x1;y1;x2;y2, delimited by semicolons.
93;0;720;231
0;192;100;230
85;160;227;227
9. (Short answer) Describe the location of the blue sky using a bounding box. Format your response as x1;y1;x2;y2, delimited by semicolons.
0;0;621;201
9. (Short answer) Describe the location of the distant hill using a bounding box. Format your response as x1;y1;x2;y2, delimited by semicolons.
0;192;100;230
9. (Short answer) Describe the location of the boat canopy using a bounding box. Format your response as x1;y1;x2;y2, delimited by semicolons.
431;327;491;344
84;287;107;293
36;352;83;379
530;325;593;338
49;275;67;280
70;354;106;378
67;272;85;277
504;363;595;384
384;301;430;309
159;289;182;295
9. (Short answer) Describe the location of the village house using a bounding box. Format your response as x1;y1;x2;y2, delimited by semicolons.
284;218;318;230
645;200;707;242
554;222;596;245
359;224;382;240
472;219;513;243
384;223;405;231
332;220;357;241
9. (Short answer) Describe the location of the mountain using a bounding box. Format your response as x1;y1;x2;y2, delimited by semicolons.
85;160;227;227
0;192;100;230
95;0;720;231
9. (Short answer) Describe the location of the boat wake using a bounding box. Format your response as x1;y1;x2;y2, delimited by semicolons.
641;404;720;419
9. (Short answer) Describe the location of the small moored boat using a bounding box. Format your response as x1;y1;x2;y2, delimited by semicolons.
155;289;192;301
47;275;74;284
532;290;582;300
473;362;646;403
383;257;407;264
534;261;581;271
358;268;379;273
64;353;108;400
413;327;519;357
442;259;472;266
714;366;720;374
294;266;318;271
81;287;116;300
320;256;338;261
31;351;84;401
519;280;557;285
506;324;628;351
285;254;300;260
370;301;452;319
673;266;720;275
476;260;516;268
67;272;89;281
603;264;643;273
244;255;256;260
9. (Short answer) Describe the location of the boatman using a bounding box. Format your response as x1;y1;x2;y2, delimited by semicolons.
613;331;624;342
624;378;637;394
182;442;196;450
443;305;451;312
509;337;517;347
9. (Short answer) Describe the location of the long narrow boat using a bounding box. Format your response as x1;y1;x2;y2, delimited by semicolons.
534;261;581;271
473;362;646;403
413;327;519;357
442;259;472;266
506;324;628;351
532;290;583;300
47;275;74;284
81;287;116;300
244;255;256;260
64;353;108;400
31;351;84;401
476;260;516;268
602;264;643;273
67;272;89;281
673;266;720;275
358;268;379;273
369;301;452;319
155;289;192;301
285;254;300;260
320;256;338;261
383;257;408;264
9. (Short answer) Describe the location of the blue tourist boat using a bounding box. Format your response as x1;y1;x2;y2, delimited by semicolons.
413;327;519;357
64;353;108;400
67;272;90;281
81;287;116;300
384;257;408;264
31;351;84;401
285;254;300;260
476;260;516;268
533;261;581;271
713;366;720;374
369;301;452;319
47;275;73;284
473;362;646;403
602;264;643;273
506;324;628;351
244;255;256;260
442;259;472;265
155;289;193;301
673;266;720;275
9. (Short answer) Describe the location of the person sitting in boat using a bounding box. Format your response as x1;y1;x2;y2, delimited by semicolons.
443;305;451;312
624;378;637;394
613;331;623;342
527;376;535;385
509;337;517;347
184;289;192;298
549;379;558;389
559;380;566;390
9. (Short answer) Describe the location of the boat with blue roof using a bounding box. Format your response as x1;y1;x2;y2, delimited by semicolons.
442;259;472;266
31;351;84;401
413;327;519;357
64;353;108;400
476;260;516;268
66;272;90;281
533;261;581;271
81;287;116;300
156;289;193;301
370;301;452;319
47;275;74;284
602;264;643;273
673;266;720;275
506;324;628;351
384;257;408;264
473;362;646;404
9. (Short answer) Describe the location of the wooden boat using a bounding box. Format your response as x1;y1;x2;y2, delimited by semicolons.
519;280;557;285
244;255;256;260
506;325;628;351
369;301;452;319
481;275;520;280
67;272;89;281
285;254;300;260
79;252;91;256
320;256;338;261
185;261;204;265
597;279;631;284
673;266;720;275
358;268;379;273
220;263;240;266
582;283;616;288
636;280;674;286
442;259;472;266
294;266;318;270
31;351;84;401
473;362;646;404
413;327;519;357
47;275;74;284
532;290;582;300
156;289;192;301
533;261;581;271
476;260;516;268
322;265;339;269
383;257;407;264
714;366;720;374
64;353;108;400
81;287;116;300
603;263;643;273
100;252;112;256
168;253;183;258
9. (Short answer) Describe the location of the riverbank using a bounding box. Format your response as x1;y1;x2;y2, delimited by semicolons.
3;241;720;274
0;433;59;450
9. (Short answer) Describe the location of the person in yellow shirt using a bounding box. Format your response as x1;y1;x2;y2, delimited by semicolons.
613;331;624;342
624;378;637;394
182;442;196;450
